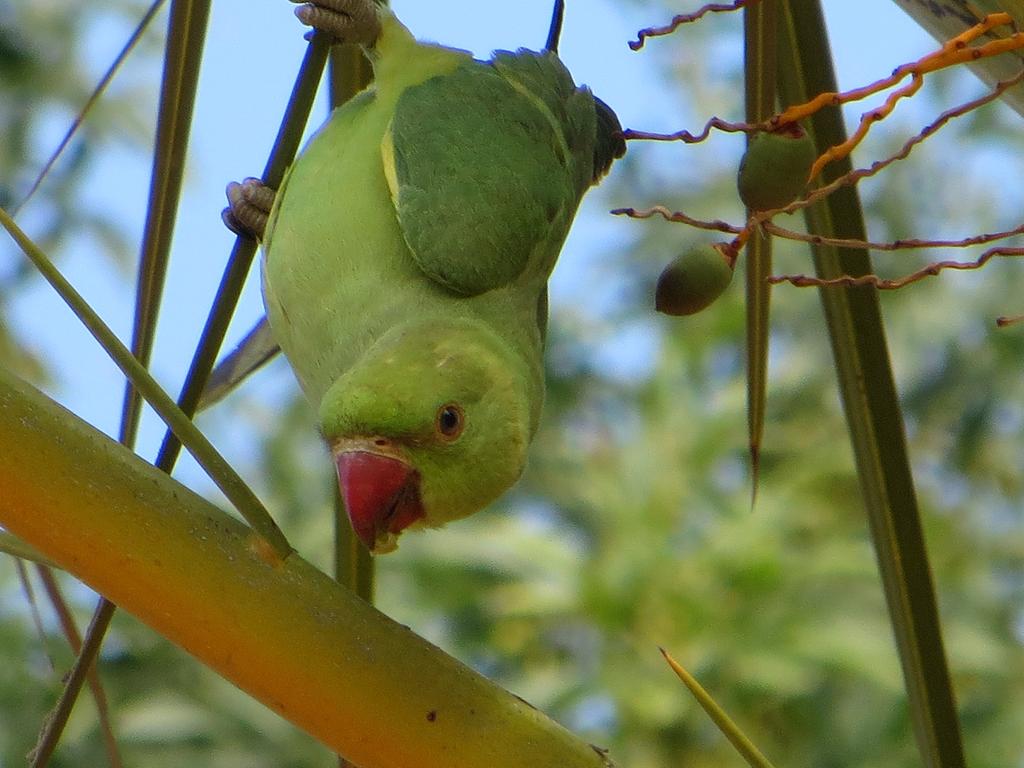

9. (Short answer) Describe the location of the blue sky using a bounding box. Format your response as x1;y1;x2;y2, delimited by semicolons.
8;0;955;497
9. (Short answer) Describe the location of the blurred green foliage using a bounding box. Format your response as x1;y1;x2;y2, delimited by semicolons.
1;1;1022;767
0;0;153;382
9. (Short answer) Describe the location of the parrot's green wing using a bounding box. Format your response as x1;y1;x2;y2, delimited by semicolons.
490;50;600;190
383;50;596;297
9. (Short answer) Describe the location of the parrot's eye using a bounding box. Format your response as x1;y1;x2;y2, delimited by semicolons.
436;403;465;441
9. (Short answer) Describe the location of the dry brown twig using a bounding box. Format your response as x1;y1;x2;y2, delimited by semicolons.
626;11;1024;181
611;206;743;236
775;66;1024;216
629;1;751;50
620;9;1024;322
758;223;1024;255
622;117;753;144
768;246;1024;290
612;207;1024;262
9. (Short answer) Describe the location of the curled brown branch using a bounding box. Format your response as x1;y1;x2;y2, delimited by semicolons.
611;206;743;235
629;1;752;50
760;222;1024;253
622;117;755;144
774;66;1024;216
768;246;1024;290
770;13;1022;177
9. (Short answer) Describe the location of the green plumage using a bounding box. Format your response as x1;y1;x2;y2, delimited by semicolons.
389;52;585;295
261;9;623;551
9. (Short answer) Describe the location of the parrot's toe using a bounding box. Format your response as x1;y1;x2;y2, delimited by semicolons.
222;177;275;241
290;0;380;46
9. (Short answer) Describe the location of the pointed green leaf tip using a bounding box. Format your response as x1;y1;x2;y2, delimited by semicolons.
655;244;735;316
737;125;815;210
661;648;778;768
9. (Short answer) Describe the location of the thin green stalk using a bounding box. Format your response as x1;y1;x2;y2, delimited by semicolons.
15;0;168;215
0;533;57;567
120;0;212;448
33;4;211;761
743;0;778;504
0;205;291;559
777;2;966;766
328;40;378;614
661;648;777;768
328;38;380;768
326;48;376;768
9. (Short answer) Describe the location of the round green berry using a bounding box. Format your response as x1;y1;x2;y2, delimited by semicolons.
737;126;816;211
655;244;734;316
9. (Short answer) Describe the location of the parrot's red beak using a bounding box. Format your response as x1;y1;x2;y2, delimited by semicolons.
335;450;424;553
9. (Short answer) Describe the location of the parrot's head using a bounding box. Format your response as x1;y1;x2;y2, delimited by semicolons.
318;320;537;554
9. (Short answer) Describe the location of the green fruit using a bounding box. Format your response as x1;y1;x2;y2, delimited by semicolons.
655;244;734;316
737;126;816;211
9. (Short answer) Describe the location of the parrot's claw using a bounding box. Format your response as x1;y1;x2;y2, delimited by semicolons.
222;177;276;241
290;0;381;46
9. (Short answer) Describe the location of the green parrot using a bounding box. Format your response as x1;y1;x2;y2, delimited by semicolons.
258;6;624;553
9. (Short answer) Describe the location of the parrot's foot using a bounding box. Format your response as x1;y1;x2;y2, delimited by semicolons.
222;177;275;241
290;0;380;46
